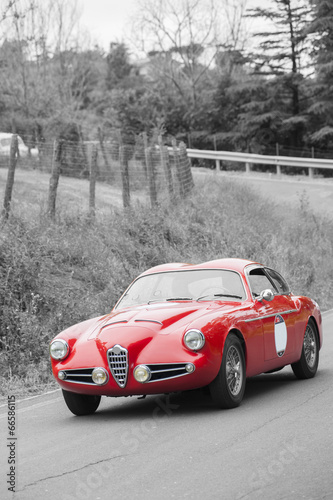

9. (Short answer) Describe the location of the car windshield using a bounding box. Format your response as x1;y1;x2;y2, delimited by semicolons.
115;269;246;309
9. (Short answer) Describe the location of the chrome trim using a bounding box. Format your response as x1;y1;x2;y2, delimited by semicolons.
62;380;94;387
58;368;95;385
184;329;205;351
244;264;291;300
135;319;163;325
148;371;193;383
63;379;96;385
149;366;187;373
101;320;128;329
50;339;69;360
139;362;195;383
107;344;128;388
244;309;298;323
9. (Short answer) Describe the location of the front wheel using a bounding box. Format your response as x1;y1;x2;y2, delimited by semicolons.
209;333;246;409
291;319;319;379
62;390;101;416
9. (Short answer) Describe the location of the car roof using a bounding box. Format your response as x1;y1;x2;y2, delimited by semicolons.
139;258;262;277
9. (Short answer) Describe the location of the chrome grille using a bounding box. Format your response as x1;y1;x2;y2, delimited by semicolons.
60;368;95;385
107;345;128;388
146;363;195;382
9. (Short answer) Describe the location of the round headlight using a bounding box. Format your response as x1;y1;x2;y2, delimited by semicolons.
92;367;108;385
133;365;151;383
184;329;205;351
50;339;69;360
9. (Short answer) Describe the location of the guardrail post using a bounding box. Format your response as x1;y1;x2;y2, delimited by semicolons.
276;164;281;176
215;159;220;172
308;167;314;179
245;162;251;173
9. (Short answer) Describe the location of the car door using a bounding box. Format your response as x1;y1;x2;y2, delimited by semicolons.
247;267;297;362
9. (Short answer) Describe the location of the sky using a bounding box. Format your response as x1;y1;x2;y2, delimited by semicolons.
78;0;267;55
79;0;139;50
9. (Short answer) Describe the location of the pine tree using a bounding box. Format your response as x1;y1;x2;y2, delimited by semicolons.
239;0;313;151
306;0;333;147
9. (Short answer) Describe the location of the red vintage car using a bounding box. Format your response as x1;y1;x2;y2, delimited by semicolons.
50;259;323;416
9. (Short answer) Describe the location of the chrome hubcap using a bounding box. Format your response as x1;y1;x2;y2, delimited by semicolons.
226;345;243;396
304;325;317;368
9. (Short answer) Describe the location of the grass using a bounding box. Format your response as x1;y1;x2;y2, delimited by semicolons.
1;174;332;399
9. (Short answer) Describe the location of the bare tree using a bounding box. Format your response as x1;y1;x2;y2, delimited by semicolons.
0;0;92;123
222;0;250;51
129;0;250;127
133;0;217;102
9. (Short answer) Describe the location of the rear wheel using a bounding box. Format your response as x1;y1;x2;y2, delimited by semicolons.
291;319;319;379
62;390;101;416
209;333;246;409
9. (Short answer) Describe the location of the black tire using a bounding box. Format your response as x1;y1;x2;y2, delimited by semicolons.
62;389;101;416
291;318;319;379
209;333;246;409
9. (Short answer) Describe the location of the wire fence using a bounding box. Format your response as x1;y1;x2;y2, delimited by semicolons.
1;134;194;220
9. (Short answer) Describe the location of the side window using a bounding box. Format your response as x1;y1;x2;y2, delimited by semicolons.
265;268;290;295
248;268;277;297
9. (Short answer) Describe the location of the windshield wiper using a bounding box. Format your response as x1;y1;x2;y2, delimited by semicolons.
197;293;243;301
147;297;193;304
165;297;193;301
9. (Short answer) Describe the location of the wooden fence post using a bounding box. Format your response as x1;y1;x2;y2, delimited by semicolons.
179;141;194;194
2;134;18;220
142;132;148;178
47;140;62;218
98;127;113;181
145;146;157;207
89;144;98;216
77;124;89;177
158;135;173;198
119;145;130;208
172;139;184;196
187;133;192;149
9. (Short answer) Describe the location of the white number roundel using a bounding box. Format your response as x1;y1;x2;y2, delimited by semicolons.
274;314;287;357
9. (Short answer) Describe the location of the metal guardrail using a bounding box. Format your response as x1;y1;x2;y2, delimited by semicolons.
186;148;333;177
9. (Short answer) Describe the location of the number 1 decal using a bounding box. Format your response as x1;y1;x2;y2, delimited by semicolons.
274;314;287;357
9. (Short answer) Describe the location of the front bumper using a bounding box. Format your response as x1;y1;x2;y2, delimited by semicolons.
52;354;217;396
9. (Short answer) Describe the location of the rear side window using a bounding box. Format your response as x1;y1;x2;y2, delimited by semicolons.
248;268;275;297
265;268;290;294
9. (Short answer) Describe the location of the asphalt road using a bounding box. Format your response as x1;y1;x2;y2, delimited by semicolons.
1;311;332;500
194;170;333;219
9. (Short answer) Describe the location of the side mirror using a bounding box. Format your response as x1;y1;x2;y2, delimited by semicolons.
257;289;274;302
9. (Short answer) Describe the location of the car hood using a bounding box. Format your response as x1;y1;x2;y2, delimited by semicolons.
87;300;243;343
